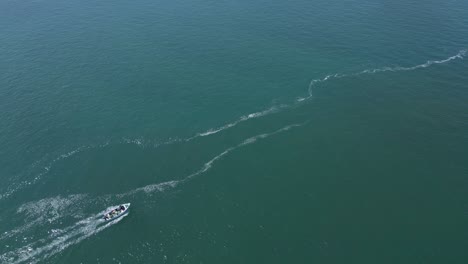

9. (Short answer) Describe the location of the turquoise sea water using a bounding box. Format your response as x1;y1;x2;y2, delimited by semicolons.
1;0;468;263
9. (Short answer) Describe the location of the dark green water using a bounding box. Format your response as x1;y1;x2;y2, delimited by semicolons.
1;0;468;263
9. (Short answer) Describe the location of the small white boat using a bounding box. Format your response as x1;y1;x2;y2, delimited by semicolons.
103;203;130;221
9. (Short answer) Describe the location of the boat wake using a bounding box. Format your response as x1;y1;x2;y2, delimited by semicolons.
300;49;467;100
186;105;287;140
120;122;307;197
0;202;126;264
0;195;87;242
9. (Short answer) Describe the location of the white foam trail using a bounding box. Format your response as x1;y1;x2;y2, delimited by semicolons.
119;106;287;150
186;122;304;179
0;195;87;242
185;106;285;141
0;204;126;264
360;50;466;74
120;180;180;196
300;49;466;100
121;122;307;197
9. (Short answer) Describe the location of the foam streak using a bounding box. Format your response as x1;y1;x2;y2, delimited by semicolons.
122;122;307;197
303;49;466;99
185;106;285;141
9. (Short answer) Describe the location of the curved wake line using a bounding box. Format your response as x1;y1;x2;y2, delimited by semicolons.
190;51;465;141
302;49;466;99
120;122;307;197
146;50;467;142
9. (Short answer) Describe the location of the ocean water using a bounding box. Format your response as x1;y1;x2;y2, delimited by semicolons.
1;0;468;263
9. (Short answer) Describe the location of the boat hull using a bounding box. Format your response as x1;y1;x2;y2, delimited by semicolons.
103;203;130;221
